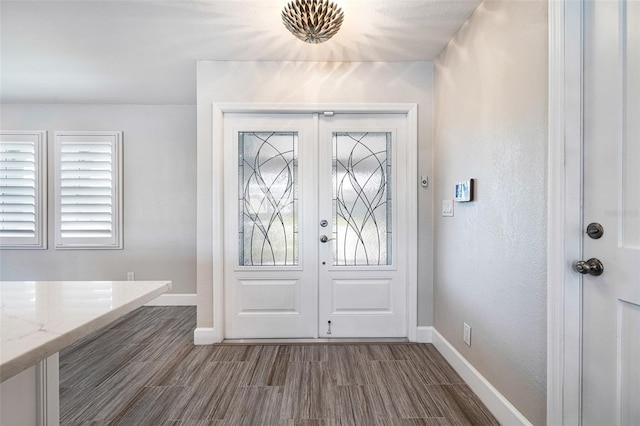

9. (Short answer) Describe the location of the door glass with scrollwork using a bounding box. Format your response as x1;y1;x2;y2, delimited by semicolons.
332;132;392;266
238;131;298;266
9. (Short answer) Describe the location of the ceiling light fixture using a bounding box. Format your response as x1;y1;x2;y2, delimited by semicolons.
281;0;344;44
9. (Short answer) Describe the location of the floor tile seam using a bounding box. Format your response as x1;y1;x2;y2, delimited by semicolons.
235;384;286;389
142;384;192;389
103;384;155;425
421;383;477;421
146;344;197;386
432;383;499;423
403;365;465;386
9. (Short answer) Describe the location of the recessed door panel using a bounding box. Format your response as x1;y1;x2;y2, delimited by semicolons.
331;279;393;314
238;280;299;314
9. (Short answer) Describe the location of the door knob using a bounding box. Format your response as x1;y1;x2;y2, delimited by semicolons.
574;258;604;276
320;235;330;243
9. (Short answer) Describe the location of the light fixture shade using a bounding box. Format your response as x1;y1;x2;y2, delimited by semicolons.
282;0;344;44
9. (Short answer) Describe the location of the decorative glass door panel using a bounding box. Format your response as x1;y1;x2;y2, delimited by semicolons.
333;132;392;266
319;114;407;338
224;114;317;339
238;131;298;266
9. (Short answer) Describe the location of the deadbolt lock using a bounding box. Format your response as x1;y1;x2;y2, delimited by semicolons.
586;222;604;239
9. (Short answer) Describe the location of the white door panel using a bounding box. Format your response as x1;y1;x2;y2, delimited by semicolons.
224;114;317;338
582;1;640;424
318;114;407;337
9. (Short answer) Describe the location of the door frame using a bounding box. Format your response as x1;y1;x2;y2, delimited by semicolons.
210;103;418;342
547;1;588;424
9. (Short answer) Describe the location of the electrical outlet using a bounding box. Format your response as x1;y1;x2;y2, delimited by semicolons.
127;272;135;281
463;322;471;346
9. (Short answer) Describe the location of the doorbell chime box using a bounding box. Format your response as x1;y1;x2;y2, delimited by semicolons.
455;179;474;202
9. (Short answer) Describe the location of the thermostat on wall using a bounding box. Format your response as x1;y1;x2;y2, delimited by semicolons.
454;179;474;202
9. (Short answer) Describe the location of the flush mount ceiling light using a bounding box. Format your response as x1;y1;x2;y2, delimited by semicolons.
281;0;344;44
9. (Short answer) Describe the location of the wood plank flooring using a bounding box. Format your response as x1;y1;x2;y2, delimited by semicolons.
60;307;499;425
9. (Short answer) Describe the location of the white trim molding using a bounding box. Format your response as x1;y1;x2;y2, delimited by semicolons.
432;329;533;426
193;327;220;345
145;293;197;306
406;105;419;342
36;353;59;426
53;131;123;250
415;326;434;343
547;0;567;423
547;1;583;424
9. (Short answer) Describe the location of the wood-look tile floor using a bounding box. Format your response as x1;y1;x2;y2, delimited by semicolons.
60;307;499;426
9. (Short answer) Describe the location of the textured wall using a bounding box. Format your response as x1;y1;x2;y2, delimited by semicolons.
432;1;548;424
0;104;197;295
196;61;434;329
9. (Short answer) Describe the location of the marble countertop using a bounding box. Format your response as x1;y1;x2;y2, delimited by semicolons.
0;280;171;382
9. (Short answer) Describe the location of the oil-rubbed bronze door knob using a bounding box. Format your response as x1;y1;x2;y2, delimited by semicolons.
575;258;604;276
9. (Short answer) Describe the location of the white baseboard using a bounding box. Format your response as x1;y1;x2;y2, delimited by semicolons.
416;326;434;343
193;327;222;345
431;329;532;426
144;293;196;306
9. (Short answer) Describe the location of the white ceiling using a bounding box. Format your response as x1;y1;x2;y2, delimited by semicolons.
0;0;481;104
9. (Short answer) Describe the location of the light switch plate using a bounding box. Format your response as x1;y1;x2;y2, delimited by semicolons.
463;322;471;346
442;200;454;217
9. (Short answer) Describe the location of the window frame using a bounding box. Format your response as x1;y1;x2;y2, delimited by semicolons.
0;130;48;249
54;131;123;249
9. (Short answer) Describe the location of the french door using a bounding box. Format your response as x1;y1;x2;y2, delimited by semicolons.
223;112;408;339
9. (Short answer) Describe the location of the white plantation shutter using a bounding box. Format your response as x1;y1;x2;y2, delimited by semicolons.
0;131;47;249
54;132;123;249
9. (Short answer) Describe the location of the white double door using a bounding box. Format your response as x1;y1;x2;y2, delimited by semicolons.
223;112;408;339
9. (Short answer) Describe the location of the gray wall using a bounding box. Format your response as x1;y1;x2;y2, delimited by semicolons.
0;104;197;295
433;1;547;424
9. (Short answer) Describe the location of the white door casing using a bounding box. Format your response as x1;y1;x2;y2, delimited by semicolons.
581;1;640;424
547;1;584;423
221;108;415;339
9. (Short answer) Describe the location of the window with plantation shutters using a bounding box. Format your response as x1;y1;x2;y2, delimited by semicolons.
0;131;47;249
54;131;123;249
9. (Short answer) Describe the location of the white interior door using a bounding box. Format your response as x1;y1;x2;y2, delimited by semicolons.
223;112;409;339
581;1;640;424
